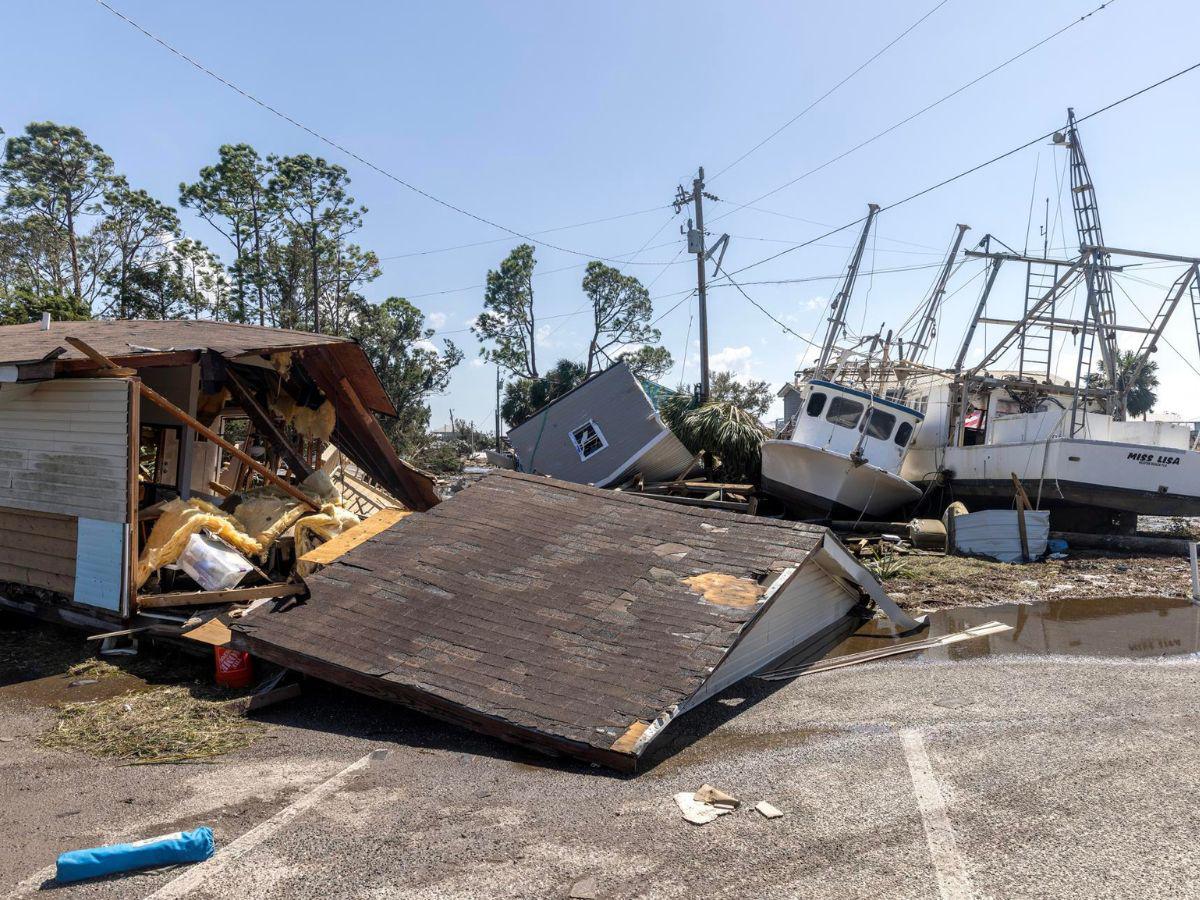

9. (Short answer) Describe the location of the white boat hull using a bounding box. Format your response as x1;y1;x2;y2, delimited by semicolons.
761;440;923;516
905;437;1200;517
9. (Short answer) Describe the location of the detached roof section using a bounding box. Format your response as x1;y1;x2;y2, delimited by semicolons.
233;471;901;770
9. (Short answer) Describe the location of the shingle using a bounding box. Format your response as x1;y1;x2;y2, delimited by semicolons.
233;471;835;769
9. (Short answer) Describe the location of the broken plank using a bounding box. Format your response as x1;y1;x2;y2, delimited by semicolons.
180;616;233;647
758;621;1012;680
230;683;302;715
298;507;411;566
637;493;750;512
137;582;306;609
86;625;154;642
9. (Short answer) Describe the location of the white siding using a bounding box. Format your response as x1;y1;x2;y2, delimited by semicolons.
0;379;130;523
680;563;859;711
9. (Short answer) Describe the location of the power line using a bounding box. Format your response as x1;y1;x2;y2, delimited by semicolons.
93;0;669;267
712;0;1118;223
714;55;1200;284
377;204;670;260
709;0;953;182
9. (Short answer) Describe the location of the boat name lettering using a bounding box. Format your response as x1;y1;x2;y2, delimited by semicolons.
1126;451;1181;466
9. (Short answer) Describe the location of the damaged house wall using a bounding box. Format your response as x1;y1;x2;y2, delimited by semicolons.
0;379;133;612
506;362;695;487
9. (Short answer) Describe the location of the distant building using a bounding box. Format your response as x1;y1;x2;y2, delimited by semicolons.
506;362;695;487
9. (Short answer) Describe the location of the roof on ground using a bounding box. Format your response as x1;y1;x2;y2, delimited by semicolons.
233;471;833;770
0;318;351;366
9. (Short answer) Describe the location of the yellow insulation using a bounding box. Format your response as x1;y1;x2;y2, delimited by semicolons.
295;504;362;577
136;498;264;589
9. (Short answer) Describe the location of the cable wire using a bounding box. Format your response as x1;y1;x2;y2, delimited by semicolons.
712;0;1118;223
94;0;672;266
709;0;953;182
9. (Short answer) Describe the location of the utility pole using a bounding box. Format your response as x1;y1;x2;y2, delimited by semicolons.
494;364;502;452
675;167;720;402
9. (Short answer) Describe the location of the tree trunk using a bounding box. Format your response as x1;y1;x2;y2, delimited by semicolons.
310;213;320;334
64;201;83;304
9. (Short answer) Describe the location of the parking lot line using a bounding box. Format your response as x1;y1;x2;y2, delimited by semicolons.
900;728;974;900
141;749;382;900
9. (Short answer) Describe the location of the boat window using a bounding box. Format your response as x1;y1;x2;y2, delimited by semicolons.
569;420;608;461
861;409;896;440
805;392;827;417
826;396;864;429
894;422;914;446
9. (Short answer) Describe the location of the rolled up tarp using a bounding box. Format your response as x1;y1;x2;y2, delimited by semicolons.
55;827;214;883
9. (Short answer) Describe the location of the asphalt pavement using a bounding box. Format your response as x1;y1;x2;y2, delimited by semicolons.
2;640;1199;899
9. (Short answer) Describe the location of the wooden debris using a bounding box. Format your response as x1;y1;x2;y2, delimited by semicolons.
137;582;306;610
297;507;411;567
694;784;740;809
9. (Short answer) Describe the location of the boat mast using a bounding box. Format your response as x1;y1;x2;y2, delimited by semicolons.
1056;108;1120;429
815;203;880;375
903;223;969;368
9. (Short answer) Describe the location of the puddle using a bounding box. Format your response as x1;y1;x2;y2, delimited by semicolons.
836;595;1200;663
0;671;150;707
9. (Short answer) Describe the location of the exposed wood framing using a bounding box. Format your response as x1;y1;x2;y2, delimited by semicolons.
223;365;313;481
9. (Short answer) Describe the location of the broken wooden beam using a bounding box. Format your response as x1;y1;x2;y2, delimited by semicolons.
637;493;751;512
223;365;313;482
137;582;306;609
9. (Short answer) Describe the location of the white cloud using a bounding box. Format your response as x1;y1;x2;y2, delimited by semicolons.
427;311;447;329
709;345;754;378
471;358;486;368
414;339;439;355
805;295;827;311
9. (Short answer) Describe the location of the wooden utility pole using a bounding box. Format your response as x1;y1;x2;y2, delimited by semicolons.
494;364;502;452
675;167;715;402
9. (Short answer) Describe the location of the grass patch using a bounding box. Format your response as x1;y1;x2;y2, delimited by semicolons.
40;685;262;764
863;549;912;580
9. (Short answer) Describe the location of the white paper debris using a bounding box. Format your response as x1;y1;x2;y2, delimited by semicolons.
674;792;734;825
755;801;784;819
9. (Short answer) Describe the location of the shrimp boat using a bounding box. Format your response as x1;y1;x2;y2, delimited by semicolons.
761;207;968;517
897;110;1200;531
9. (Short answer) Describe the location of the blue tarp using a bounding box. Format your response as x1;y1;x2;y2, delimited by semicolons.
56;827;214;883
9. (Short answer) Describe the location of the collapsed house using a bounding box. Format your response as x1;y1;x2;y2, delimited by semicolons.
233;471;921;771
506;362;696;486
0;318;437;627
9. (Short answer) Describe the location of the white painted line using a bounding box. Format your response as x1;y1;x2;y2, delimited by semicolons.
4;863;56;899
142;750;381;900
900;728;974;900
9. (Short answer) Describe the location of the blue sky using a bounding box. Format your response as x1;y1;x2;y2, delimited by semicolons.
4;0;1200;428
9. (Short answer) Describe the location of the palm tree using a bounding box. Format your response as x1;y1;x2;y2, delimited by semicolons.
1088;350;1159;418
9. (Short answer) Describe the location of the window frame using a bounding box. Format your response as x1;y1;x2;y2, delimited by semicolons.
894;421;914;447
826;395;865;429
861;408;897;441
569;419;609;461
805;391;827;418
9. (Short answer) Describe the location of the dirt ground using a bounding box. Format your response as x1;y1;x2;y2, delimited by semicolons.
881;551;1191;612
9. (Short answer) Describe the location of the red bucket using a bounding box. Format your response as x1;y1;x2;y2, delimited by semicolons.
214;647;253;689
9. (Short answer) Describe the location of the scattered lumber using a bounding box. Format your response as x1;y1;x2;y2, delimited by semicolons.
137;582;306;609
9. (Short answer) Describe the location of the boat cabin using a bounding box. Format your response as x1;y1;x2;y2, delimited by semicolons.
788;380;923;474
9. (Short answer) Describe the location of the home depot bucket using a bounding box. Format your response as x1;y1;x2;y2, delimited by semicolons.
214;647;253;689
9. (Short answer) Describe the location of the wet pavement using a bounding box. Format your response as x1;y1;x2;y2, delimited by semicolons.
838;594;1200;662
3;597;1200;898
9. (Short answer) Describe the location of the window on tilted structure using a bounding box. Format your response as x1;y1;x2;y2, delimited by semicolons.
826;396;864;429
894;422;914;446
570;420;608;461
860;409;896;440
